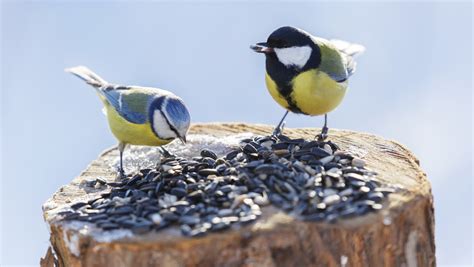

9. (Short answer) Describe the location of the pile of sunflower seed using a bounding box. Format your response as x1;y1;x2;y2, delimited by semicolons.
60;135;394;237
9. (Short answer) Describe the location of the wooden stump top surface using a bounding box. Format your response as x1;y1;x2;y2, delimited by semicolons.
42;123;435;267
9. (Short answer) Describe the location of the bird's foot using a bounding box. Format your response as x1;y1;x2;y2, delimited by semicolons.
315;126;329;141
118;169;126;179
159;147;175;158
271;121;286;138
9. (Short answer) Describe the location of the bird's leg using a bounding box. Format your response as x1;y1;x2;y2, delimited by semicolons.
316;114;329;141
272;110;289;137
118;142;127;178
158;146;174;158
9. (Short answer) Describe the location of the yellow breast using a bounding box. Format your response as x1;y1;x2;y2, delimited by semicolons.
265;73;290;109
105;104;172;146
265;70;347;116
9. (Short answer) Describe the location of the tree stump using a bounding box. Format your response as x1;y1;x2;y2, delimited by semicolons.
42;123;435;267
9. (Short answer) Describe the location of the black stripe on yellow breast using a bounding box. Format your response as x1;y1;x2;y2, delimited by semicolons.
264;48;321;114
265;54;303;113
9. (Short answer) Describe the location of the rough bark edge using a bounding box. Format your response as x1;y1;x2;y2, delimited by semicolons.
46;194;435;267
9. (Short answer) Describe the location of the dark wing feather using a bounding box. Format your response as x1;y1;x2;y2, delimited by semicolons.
315;37;365;82
100;85;149;124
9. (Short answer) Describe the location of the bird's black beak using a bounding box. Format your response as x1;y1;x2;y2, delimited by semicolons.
250;42;274;54
179;136;187;144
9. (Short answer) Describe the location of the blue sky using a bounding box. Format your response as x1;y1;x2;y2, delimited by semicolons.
1;1;472;265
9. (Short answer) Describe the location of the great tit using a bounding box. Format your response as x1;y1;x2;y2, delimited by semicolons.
66;66;190;176
251;26;364;139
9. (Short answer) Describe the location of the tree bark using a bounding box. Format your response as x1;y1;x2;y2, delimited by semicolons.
42;123;436;267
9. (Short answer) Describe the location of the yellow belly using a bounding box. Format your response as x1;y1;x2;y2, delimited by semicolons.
265;69;347;116
265;74;290;109
105;104;172;146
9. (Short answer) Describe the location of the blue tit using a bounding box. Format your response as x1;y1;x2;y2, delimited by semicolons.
66;66;191;176
251;26;365;139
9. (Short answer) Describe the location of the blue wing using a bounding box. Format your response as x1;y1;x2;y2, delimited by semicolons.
100;85;149;124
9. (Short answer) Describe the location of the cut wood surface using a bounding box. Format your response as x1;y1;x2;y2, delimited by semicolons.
42;123;435;267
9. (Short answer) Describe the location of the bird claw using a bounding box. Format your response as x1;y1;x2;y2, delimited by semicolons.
316;133;328;141
316;126;329;141
159;147;175;158
118;169;126;179
272;121;286;137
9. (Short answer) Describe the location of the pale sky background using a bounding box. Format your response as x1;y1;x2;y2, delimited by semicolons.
1;1;473;266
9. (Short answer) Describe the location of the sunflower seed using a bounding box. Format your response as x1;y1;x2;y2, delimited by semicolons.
200;149;217;160
352;158;366;168
62;134;392;236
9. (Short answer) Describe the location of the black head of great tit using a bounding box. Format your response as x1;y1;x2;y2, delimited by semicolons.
250;26;321;72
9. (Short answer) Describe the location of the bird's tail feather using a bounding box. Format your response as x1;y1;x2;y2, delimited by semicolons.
65;66;108;87
330;39;365;57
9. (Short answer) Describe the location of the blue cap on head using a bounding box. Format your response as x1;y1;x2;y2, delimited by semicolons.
163;97;191;133
149;95;191;142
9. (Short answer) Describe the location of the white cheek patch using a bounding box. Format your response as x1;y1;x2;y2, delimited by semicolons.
274;45;312;69
162;105;189;137
152;110;176;140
